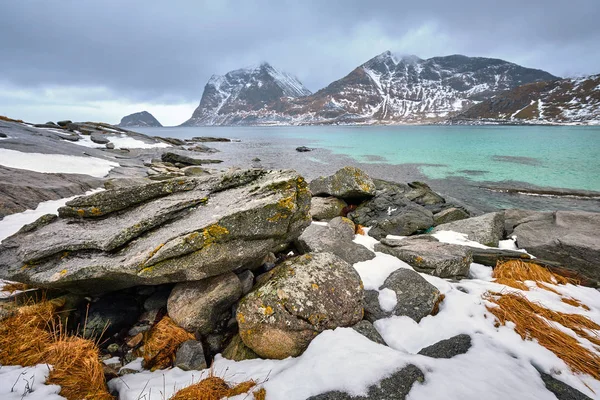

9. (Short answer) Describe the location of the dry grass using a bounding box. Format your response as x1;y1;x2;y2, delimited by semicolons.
253;388;267;400
169;375;260;400
431;293;445;316
562;297;591;311
0;281;30;293
0;298;113;399
485;291;600;379
0;115;24;123
143;316;195;371
492;260;575;291
355;224;366;235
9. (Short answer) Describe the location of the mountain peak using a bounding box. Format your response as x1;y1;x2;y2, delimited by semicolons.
118;111;162;128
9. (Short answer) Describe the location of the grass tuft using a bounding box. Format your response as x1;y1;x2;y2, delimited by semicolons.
493;259;575;291
143;316;195;371
0;281;30;293
169;374;260;400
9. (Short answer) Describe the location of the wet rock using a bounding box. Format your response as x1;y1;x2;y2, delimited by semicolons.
90;133;110;144
189;144;219;153
310;166;376;200
308;364;424;400
352;320;386;345
513;211;600;286
0;169;311;294
417;334;472;358
365;269;441;323
296;146;312;152
433;207;470;225
168;272;243;336
432;212;505;247
375;236;472;279
310;197;347;221
237;253;364;359
296;218;375;264
175;340;208;371
221;334;260;361
161;151;222;165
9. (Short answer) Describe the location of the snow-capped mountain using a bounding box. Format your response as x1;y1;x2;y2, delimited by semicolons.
118;111;162;127
181;63;312;126
452;74;600;125
183;52;557;126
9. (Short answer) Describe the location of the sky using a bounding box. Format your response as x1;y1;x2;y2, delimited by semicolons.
1;0;599;126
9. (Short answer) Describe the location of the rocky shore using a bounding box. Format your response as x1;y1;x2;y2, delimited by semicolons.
0;117;599;400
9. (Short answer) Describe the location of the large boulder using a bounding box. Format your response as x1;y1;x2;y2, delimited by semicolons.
0;169;311;294
236;253;364;359
310;166;376;200
310;197;347;221
513;211;600;286
432;212;505;247
295;218;375;264
405;181;445;206
433;207;470;226
364;268;441;323
90;133;110;144
161;151;223;165
167;272;242;336
375;236;472;279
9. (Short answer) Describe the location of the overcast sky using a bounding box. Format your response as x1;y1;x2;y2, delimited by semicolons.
1;0;599;126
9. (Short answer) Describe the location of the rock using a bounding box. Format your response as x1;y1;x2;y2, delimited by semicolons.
406;181;445;205
296;146;312;152
352;320;386;345
221;334;260;361
308;364;424;400
161;151;223;165
310;166;376;200
181;166;208;176
167;272;243;336
160;137;186;146
432;212;505;247
513;211;600;286
417;334;472;358
0;132;7;138
174;340;208;371
81;294;140;339
365;269;441;323
90;133;110;144
503;209;548;235
189;136;231;142
470;247;532;267
236;270;254;295
143;286;172;311
296;218;375;264
0;169;311;294
57;120;72;127
375;236;472;279
310;197;347;221
105;142;115;149
433;207;470;225
189;144;218;153
252;157;261;162
237;253;364;359
126;332;144;348
539;371;593;400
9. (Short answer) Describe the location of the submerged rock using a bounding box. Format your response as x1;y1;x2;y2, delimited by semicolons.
513;211;600;286
432;212;505;247
237;253;364;359
310;196;347;221
296;146;312;152
0;169;311;294
310;166;376;200
296;218;375;264
375;236;472;279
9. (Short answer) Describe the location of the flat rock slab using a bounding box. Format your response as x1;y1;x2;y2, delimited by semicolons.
0;169;311;294
432;211;505;247
375;236;472;279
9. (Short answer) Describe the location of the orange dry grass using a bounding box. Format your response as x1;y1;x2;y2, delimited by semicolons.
0;298;113;400
169;375;259;400
253;388;267;400
0;115;24;123
355;224;366;235
492;260;574;291
562;297;591;311
0;281;30;293
143;316;195;371
431;293;445;316
485;291;600;379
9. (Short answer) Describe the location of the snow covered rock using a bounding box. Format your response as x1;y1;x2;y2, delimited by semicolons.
310;196;347;221
375;236;472;279
513;211;600;286
417;334;472;358
167;272;242;336
432;212;505;247
295;218;375;264
310;166;376;200
364;268;441;323
0;169;311;294
236;252;364;359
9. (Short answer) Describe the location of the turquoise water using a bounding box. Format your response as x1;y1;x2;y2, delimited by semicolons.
139;125;600;192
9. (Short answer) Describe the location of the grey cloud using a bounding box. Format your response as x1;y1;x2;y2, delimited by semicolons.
0;0;599;106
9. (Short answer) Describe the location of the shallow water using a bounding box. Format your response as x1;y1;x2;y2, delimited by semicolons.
137;125;600;213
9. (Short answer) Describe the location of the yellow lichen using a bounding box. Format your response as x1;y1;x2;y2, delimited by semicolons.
202;224;229;246
263;306;274;316
237;312;246;323
77;209;85;217
59;269;67;276
90;207;102;216
311;283;319;290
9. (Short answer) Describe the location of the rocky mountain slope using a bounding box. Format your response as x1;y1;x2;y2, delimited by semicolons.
183;52;556;126
181;63;312;126
118;111;162;127
451;74;600;124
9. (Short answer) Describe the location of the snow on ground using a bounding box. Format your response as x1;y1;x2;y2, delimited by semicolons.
0;148;118;177
0;364;64;400
0;188;103;243
109;229;600;400
76;134;170;149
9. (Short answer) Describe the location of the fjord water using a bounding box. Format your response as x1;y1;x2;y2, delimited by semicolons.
138;125;600;211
